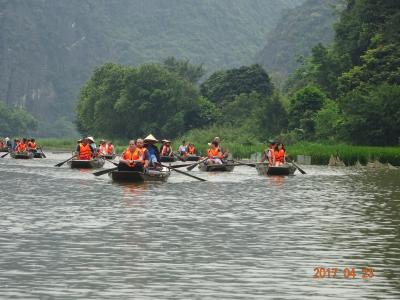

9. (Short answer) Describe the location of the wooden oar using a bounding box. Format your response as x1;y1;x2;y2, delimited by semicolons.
286;158;306;174
55;155;76;167
1;152;9;158
161;164;206;182
186;157;207;171
232;160;256;167
93;167;118;176
38;147;46;158
168;163;194;168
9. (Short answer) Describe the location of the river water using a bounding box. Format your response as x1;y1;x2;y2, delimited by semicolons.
0;153;399;299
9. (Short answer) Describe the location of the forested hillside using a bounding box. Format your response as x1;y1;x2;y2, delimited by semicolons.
0;0;303;137
256;0;343;85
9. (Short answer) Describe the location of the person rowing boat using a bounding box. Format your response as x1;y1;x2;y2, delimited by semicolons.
144;134;161;167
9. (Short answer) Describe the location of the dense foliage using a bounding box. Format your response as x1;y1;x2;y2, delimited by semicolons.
282;0;400;146
0;101;38;137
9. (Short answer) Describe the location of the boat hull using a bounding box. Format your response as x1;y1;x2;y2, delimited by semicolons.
198;161;235;172
160;156;176;162
30;151;45;158
68;159;105;169
0;148;9;153
179;155;201;162
109;169;170;182
100;154;116;160
11;152;34;159
256;163;296;176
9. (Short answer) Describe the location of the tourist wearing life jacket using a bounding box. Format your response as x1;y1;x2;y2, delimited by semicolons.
119;139;148;172
27;138;37;152
178;140;188;156
206;141;224;165
160;140;173;156
0;139;4;150
187;143;196;155
261;140;276;166
274;143;286;166
106;141;115;155
144;134;160;167
16;138;28;153
98;140;108;156
76;138;93;160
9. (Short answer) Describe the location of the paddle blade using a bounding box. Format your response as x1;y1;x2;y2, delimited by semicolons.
186;158;206;171
1;152;9;158
93;167;118;176
54;155;76;167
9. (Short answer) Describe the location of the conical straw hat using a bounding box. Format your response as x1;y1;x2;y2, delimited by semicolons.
144;134;158;142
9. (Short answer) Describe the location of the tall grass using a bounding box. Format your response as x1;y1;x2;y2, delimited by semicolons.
37;137;400;166
287;142;400;166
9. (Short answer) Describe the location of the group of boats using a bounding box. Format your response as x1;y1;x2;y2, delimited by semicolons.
63;156;298;183
2;147;300;184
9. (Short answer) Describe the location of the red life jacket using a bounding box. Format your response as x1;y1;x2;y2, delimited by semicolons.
79;143;92;160
188;145;196;155
207;148;223;158
106;144;114;154
17;143;27;153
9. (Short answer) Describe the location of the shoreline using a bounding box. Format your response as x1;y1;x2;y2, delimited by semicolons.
36;139;400;166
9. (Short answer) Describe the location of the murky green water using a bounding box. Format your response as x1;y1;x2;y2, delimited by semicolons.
0;153;399;299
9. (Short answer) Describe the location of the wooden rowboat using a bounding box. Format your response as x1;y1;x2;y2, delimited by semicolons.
198;160;235;172
10;152;34;159
68;158;105;169
160;155;176;162
100;154;116;160
109;168;171;182
29;151;45;158
256;163;296;176
179;155;201;162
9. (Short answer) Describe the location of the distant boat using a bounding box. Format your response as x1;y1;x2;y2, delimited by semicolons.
160;155;176;162
198;160;235;172
68;158;105;169
256;163;296;176
10;152;34;159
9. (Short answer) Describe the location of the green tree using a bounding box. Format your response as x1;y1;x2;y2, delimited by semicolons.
200;64;273;104
76;62;201;139
339;84;400;145
314;99;344;141
163;57;204;84
288;85;326;138
0;101;38;136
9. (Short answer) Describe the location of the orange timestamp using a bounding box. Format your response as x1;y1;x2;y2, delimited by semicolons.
313;267;374;279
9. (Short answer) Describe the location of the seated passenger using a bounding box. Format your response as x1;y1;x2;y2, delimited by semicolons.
206;141;224;165
118;140;148;172
274;143;286;166
76;138;93;160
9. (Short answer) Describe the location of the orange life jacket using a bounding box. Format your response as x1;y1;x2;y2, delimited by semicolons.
79;143;92;160
28;142;37;150
17;143;27;153
274;149;285;163
123;148;142;161
188;145;196;155
106;144;114;154
207;148;222;158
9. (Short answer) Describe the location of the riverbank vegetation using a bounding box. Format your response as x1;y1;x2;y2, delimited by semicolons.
76;1;399;151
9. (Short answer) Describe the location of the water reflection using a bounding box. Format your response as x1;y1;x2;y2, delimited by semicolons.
0;156;399;299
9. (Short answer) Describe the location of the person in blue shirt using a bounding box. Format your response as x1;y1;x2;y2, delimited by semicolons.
143;134;160;167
